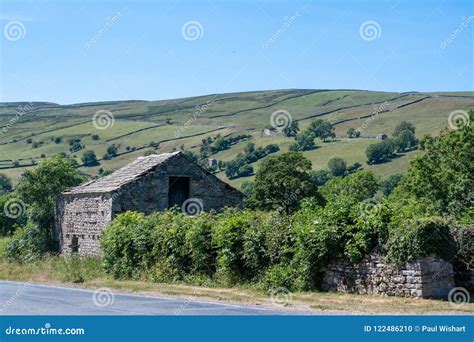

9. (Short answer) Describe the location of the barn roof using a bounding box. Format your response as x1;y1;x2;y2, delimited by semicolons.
64;151;181;194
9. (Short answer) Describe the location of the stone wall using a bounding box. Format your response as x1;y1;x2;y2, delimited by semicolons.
321;254;455;298
55;193;113;256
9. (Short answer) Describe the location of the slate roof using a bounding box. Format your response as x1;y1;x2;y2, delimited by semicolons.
64;151;181;194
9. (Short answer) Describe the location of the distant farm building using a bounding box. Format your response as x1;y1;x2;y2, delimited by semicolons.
376;133;388;140
54;151;243;256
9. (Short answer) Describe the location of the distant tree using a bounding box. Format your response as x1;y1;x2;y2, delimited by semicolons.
321;170;380;202
366;140;396;164
81;150;98;166
26;138;33;144
346;162;362;174
381;174;403;196
237;164;253;177
264;144;280;154
182;150;198;163
327;157;347;177
91;134;100;140
393;121;415;137
309;119;335;141
289;130;316;151
149;141;160;148
53;136;62;144
244;142;256;155
106;144;118;157
0;174;13;195
346;127;360;138
249;152;324;213
309;170;331;186
395;129;418;152
240;181;255;198
283;121;300;137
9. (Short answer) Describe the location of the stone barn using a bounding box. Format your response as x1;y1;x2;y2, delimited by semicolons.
54;151;243;256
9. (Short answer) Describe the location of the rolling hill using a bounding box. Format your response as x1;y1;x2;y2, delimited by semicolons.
1;89;473;189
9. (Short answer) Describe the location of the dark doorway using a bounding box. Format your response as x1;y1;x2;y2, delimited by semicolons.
168;177;190;208
70;235;79;253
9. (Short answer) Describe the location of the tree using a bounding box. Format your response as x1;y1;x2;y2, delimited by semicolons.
346;127;360;138
381;174;403;196
0;173;12;195
393;111;473;219
81;150;98;166
106;144;118;157
366;140;396;164
249;152;324;213
321;170;380;202
308;119;335;141
283;121;300;137
16;155;84;244
393;121;415;137
309;170;331;186
91;134;100;140
395;129;418;152
327;157;347;177
237;164;253;177
289;130;316;151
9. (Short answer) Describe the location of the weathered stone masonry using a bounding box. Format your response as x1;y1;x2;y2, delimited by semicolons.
321;254;455;298
54;151;243;256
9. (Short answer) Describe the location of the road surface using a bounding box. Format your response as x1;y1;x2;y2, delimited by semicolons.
0;281;306;315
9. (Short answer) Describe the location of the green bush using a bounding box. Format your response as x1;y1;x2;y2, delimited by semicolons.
6;222;51;262
386;217;457;266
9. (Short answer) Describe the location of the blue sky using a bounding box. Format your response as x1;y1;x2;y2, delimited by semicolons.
0;0;472;104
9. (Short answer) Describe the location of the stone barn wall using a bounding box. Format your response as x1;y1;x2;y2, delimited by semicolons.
321;254;455;298
55;193;113;256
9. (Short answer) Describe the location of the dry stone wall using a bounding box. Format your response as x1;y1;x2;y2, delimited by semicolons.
321;254;455;298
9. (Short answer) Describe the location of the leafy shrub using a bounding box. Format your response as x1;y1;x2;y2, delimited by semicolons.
6;222;51;262
386;217;456;266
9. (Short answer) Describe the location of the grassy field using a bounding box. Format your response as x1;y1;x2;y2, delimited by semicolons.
0;252;472;315
1;89;473;188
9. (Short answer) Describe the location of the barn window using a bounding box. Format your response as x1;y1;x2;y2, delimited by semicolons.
168;176;190;208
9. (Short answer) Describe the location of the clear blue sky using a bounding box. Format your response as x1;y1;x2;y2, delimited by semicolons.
1;0;472;104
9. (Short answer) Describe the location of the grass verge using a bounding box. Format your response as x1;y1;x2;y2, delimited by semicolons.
0;255;472;315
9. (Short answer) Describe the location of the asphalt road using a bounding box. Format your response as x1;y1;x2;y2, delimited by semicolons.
0;281;303;315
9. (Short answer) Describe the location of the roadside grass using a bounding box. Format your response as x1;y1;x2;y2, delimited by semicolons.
0;249;472;315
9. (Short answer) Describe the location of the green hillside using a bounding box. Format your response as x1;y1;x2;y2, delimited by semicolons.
1;89;473;189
